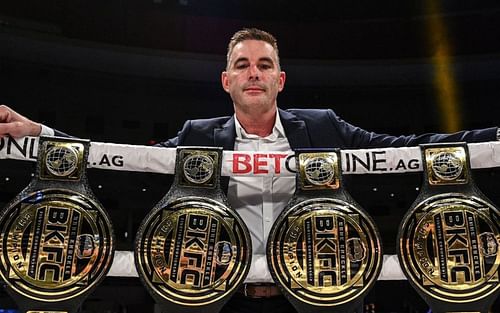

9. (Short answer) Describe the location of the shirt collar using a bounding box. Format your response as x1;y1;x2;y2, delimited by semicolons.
234;111;286;140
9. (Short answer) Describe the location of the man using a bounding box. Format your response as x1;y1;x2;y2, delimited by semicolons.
0;28;498;313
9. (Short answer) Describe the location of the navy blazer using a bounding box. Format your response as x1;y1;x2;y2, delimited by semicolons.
159;108;497;150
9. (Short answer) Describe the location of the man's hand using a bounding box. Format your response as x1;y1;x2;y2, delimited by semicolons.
0;105;42;138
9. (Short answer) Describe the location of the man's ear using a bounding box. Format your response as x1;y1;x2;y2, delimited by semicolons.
278;71;286;92
221;71;230;93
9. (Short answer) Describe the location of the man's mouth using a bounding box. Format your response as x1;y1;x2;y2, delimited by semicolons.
244;86;265;93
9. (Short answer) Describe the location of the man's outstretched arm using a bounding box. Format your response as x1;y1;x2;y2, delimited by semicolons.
0;105;43;138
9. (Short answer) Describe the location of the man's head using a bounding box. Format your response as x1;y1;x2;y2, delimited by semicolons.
226;28;280;70
222;28;286;119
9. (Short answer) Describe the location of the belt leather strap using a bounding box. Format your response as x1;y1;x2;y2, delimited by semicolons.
0;136;115;313
398;143;500;313
135;147;252;313
267;149;383;313
240;284;282;298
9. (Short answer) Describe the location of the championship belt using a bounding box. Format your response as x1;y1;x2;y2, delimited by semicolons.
135;147;251;313
267;149;383;313
398;143;500;313
0;136;115;313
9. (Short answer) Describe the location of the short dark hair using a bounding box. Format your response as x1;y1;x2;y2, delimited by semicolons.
226;28;280;69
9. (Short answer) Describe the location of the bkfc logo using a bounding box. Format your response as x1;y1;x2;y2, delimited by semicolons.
314;215;365;285
413;208;498;284
282;213;368;288
13;206;95;284
163;212;229;287
424;211;487;284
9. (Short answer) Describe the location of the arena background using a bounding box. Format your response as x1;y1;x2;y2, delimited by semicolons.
1;1;500;312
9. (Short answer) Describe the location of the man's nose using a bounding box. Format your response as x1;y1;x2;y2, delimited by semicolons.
248;65;260;80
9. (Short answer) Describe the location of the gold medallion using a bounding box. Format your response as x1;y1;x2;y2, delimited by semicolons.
425;146;468;186
399;194;499;303
0;189;113;301
39;141;84;181
268;198;381;306
298;152;340;190
178;149;218;188
137;197;249;306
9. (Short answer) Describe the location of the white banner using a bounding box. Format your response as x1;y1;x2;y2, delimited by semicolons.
1;136;500;175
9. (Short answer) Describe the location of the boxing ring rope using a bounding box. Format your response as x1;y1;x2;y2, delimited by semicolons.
2;136;500;280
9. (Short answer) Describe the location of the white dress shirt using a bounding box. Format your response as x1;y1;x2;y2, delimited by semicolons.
228;114;295;283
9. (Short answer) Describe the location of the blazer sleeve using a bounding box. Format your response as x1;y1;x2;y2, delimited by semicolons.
326;110;498;148
156;120;192;148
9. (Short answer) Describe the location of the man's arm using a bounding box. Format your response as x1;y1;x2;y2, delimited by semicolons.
0;105;42;138
325;109;498;148
155;120;192;148
0;105;72;138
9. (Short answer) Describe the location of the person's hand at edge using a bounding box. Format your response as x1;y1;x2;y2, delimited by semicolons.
0;105;42;138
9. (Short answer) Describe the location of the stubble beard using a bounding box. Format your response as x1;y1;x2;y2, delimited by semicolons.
235;95;277;118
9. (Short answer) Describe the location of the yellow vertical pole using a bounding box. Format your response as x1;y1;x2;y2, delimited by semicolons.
425;0;462;132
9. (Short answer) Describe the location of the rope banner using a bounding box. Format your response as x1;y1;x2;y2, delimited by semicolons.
1;136;500;175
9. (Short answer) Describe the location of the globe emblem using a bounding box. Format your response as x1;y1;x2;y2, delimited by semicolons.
45;146;79;177
183;154;214;184
304;157;335;185
215;241;233;265
431;152;463;181
479;232;498;257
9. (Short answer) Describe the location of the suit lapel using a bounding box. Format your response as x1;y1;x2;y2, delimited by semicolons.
213;117;235;193
212;110;311;149
214;116;236;151
279;109;311;149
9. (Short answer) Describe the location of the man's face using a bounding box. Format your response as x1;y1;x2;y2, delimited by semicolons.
222;40;286;115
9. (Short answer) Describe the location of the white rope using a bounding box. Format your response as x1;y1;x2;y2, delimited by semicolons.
108;251;406;280
2;136;500;175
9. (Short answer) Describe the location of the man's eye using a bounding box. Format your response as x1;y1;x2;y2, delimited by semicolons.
259;64;272;70
235;63;248;69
